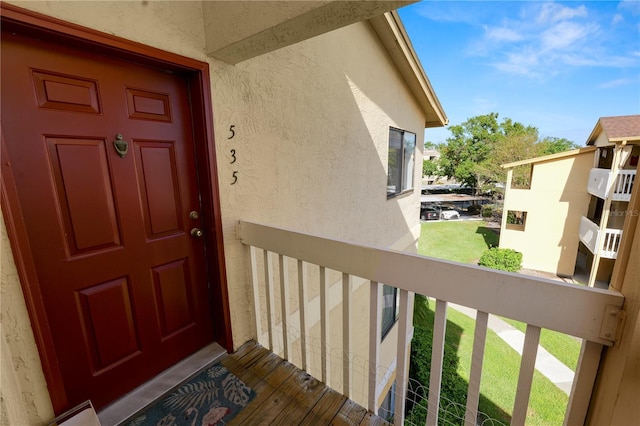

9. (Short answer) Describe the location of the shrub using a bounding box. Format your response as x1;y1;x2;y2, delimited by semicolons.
407;311;468;425
481;205;493;217
478;247;522;272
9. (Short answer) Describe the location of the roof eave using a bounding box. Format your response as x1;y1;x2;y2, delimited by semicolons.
502;146;597;169
369;11;448;128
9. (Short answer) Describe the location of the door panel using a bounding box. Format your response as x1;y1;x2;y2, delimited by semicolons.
2;31;215;409
47;137;122;254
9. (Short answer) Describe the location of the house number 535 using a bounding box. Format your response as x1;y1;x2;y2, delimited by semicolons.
228;125;238;185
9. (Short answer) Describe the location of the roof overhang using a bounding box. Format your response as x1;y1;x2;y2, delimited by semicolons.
204;1;415;64
369;11;448;128
502;146;597;169
202;1;448;129
586;115;640;146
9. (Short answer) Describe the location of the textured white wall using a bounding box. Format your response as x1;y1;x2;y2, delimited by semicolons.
1;1;426;420
209;22;424;348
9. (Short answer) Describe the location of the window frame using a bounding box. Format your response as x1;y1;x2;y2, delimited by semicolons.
387;127;417;198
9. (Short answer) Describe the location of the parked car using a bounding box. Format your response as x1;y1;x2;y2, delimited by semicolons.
440;209;460;220
420;206;439;221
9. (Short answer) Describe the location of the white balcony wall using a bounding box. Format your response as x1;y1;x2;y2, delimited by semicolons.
587;168;636;202
579;216;623;259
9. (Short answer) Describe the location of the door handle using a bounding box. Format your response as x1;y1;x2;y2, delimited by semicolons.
190;228;203;238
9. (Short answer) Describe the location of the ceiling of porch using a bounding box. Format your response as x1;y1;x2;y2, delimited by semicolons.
203;0;414;64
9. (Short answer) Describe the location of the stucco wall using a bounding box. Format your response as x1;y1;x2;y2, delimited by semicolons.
1;1;427;422
500;152;594;275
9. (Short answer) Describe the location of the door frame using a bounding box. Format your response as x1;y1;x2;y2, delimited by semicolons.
0;3;232;414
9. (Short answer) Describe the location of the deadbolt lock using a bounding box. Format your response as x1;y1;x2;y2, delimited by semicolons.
189;211;199;220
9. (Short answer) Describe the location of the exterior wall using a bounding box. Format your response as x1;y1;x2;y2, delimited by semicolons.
588;186;640;425
1;1;428;422
500;152;594;275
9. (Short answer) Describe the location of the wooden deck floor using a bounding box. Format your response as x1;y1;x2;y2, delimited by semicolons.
221;341;392;426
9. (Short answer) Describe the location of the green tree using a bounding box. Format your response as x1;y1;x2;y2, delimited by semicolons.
422;158;440;177
539;137;579;154
438;113;577;196
439;113;501;193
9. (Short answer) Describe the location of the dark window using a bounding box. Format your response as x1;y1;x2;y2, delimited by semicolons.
387;127;416;197
506;210;527;230
379;381;396;422
381;285;399;340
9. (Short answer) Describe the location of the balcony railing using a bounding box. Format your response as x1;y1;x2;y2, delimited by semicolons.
579;216;623;259
238;220;623;425
587;168;636;202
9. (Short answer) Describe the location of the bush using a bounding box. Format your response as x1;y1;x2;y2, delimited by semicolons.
407;311;468;426
481;205;493;217
478;247;522;272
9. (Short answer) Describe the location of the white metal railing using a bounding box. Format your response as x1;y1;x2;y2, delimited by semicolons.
587;168;636;202
238;221;624;425
579;216;623;259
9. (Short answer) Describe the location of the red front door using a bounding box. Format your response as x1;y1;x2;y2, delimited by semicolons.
2;31;215;409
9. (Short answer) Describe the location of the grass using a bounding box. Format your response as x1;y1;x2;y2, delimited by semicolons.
444;307;569;425
499;317;581;371
416;220;575;423
418;220;499;264
419;220;581;370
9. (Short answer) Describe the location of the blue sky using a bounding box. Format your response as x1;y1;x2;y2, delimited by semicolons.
398;0;640;146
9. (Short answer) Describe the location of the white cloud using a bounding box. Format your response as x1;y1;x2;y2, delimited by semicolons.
612;13;624;25
535;3;588;24
540;21;596;51
467;2;636;78
484;26;523;42
598;78;637;89
618;0;640;15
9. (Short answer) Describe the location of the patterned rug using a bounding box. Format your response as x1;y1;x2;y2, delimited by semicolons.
125;363;255;426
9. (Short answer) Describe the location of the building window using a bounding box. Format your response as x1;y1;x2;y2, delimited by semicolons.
381;285;399;340
510;164;533;189
387;127;416;197
506;210;527;230
379;381;396;422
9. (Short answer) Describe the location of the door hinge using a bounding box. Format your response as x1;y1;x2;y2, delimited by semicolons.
599;304;626;344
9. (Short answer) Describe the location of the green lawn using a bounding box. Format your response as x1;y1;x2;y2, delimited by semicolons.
418;220;499;264
447;307;569;425
416;220;575;423
499;317;581;371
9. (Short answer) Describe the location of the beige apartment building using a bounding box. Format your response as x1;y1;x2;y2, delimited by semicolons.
501;115;639;287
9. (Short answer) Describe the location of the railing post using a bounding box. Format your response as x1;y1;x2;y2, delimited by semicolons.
264;250;275;351
426;299;448;426
297;260;309;371
320;266;329;385
342;273;351;398
249;246;263;346
512;324;541;424
465;310;488;426
564;341;603;425
394;289;411;426
368;281;382;413
279;254;290;360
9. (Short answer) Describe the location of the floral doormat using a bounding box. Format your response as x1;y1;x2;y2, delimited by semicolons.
125;364;255;426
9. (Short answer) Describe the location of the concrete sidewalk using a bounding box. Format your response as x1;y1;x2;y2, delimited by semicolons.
450;303;575;395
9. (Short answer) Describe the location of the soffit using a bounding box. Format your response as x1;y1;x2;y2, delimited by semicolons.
203;0;412;64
